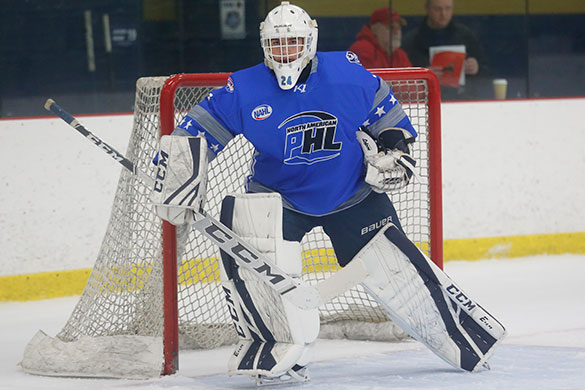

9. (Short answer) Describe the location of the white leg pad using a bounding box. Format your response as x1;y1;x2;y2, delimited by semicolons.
353;224;506;372
219;193;319;379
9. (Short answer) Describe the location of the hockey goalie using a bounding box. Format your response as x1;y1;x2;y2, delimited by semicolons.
151;1;506;385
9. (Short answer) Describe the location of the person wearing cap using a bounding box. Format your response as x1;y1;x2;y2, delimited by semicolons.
349;8;412;68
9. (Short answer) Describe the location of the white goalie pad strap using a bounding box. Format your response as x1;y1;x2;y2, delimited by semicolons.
151;135;208;225
354;224;506;372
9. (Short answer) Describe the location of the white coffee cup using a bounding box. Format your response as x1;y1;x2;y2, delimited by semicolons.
493;79;508;100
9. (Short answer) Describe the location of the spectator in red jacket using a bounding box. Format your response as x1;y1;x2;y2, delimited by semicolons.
349;8;412;69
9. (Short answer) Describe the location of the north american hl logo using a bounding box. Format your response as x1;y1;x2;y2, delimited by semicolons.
252;104;272;120
280;111;342;165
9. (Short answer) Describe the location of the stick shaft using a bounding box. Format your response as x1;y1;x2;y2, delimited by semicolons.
44;98;153;185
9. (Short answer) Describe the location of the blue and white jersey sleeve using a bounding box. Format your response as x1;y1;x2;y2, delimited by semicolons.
172;79;243;157
361;76;417;139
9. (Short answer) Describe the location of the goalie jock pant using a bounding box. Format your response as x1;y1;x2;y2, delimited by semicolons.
280;190;402;266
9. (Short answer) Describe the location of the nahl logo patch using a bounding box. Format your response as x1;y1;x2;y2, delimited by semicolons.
225;77;235;93
346;51;361;64
252;104;272;120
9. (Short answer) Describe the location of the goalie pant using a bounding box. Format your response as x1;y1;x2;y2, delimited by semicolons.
347;223;507;372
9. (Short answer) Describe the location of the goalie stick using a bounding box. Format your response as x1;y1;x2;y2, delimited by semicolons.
43;99;504;373
43;98;321;310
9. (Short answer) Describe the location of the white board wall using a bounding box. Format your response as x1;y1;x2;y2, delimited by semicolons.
1;98;584;275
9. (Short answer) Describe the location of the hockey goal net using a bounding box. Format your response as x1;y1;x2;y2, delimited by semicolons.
22;68;442;378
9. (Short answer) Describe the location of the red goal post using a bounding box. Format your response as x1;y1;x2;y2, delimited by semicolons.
158;68;443;374
20;68;443;379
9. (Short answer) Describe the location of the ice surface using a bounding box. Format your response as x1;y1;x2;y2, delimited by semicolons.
1;254;584;389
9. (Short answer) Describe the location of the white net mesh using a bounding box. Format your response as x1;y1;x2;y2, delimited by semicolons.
29;71;439;376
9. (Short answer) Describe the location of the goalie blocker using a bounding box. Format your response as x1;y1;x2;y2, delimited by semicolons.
151;135;208;225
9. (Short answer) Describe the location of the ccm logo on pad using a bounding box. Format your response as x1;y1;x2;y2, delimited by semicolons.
252;104;272;120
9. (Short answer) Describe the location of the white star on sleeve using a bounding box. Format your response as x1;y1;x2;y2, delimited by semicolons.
375;106;386;117
362;119;370;127
207;92;213;100
389;95;397;105
197;130;205;137
210;143;220;152
184;120;193;129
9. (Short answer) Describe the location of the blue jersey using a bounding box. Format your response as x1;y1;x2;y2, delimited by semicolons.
175;51;416;216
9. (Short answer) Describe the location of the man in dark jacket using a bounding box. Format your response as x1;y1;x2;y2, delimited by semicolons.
402;0;489;99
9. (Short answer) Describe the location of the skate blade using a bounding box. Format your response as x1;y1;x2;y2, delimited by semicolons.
255;368;310;387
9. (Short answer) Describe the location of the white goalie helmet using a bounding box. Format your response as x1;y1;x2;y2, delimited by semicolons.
260;1;318;90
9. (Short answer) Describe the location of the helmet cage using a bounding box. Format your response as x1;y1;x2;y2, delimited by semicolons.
260;2;318;90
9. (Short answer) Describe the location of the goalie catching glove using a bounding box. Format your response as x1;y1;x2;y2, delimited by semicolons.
150;135;208;225
357;128;416;193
